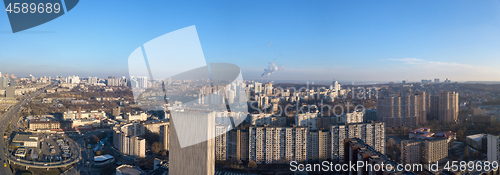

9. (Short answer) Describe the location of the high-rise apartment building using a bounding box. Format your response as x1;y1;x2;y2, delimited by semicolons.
438;91;459;123
169;111;215;175
137;76;148;88
254;82;262;94
107;76;121;86
331;122;385;163
430;95;440;119
5;87;15;98
215;124;229;161
264;82;273;96
401;139;448;165
428;91;459;123
423;139;448;163
487;134;500;162
249;126;308;164
227;129;249;162
159;124;170;151
0;77;8;88
307;130;331;161
88;77;98;85
376;93;427;127
400;140;422;165
67;75;80;84
113;123;146;158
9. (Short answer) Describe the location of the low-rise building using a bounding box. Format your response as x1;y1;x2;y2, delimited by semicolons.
12;134;38;147
124;112;148;122
116;165;145;175
250;113;285;126
466;133;486;150
29;119;72;131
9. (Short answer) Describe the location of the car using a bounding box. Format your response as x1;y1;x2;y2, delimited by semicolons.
3;163;6;167
44;163;48;166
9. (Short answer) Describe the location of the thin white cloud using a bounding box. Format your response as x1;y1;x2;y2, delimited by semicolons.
386;58;500;81
267;41;273;47
387;58;424;62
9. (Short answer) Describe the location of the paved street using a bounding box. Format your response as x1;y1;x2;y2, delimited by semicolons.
0;83;55;175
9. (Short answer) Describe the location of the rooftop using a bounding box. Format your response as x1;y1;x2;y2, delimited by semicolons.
12;134;38;142
467;133;486;140
94;154;114;162
116;165;144;175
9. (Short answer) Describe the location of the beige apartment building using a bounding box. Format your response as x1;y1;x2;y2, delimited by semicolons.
215;124;229;161
226;129;249;162
401;138;448;165
112;123;146;158
376;92;427;127
159;124;170;151
438;91;459;123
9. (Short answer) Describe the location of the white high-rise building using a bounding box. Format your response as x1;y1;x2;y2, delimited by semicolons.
333;81;341;92
130;79;138;88
488;134;500;162
113;124;146;158
67;75;80;84
137;76;148;88
0;77;8;88
159;124;170;151
88;77;98;85
254;82;262;94
249;126;308;164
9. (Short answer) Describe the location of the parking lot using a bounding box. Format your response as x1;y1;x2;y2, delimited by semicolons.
12;133;73;163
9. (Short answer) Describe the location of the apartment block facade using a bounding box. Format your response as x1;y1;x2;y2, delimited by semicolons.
376;92;427;127
112;123;146;158
331;122;385;163
249;126;308;164
400;139;448;165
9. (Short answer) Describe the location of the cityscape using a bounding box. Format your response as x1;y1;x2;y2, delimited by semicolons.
0;73;500;175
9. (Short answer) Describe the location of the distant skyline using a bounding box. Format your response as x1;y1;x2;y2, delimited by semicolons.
1;0;500;82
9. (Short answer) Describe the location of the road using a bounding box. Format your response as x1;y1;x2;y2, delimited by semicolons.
0;83;56;175
62;131;104;175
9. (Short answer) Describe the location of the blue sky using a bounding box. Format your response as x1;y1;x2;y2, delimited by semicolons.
1;0;500;82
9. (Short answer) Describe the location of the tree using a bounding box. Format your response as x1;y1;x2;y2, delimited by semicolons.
248;160;258;169
457;129;465;141
151;141;163;155
464;146;469;161
387;138;395;148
